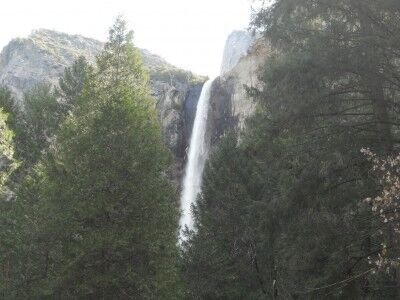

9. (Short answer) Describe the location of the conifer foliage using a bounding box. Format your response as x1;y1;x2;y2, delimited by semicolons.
183;0;400;299
0;18;182;299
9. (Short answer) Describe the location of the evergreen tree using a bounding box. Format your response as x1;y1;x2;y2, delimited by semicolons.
0;109;19;296
11;17;182;299
21;83;63;165
184;0;400;298
0;109;17;194
57;56;89;114
182;134;267;299
0;87;22;161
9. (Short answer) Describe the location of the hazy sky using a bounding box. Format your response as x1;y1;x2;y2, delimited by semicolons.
0;0;257;76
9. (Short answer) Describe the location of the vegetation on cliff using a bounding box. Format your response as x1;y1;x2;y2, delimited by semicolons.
183;0;400;298
0;1;399;299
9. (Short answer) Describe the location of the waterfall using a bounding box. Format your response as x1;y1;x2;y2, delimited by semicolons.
180;78;214;238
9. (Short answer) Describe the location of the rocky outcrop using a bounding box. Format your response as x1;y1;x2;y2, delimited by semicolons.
0;29;205;185
0;28;271;185
220;30;254;76
209;38;271;145
0;29;191;103
0;30;102;102
151;81;203;185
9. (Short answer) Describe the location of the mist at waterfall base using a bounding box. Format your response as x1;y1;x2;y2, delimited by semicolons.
180;79;214;239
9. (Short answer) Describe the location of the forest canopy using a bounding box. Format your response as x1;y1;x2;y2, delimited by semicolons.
0;1;400;299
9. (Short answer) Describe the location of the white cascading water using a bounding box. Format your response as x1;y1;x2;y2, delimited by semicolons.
180;78;214;238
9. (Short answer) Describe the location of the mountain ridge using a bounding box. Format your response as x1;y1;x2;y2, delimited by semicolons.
0;29;202;102
0;29;206;185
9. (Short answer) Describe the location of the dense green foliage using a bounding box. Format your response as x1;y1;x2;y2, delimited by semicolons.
0;109;17;193
150;67;205;85
0;18;182;299
22;83;63;164
0;84;63;169
1;1;399;299
57;56;89;113
183;0;400;299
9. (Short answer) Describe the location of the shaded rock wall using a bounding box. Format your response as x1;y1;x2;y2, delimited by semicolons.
152;81;203;186
0;28;271;186
208;38;271;146
0;29;205;185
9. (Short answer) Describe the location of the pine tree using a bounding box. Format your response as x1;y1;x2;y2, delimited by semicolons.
10;18;182;299
0;108;19;296
182;134;267;299
57;56;89;113
0;108;17;195
184;0;400;298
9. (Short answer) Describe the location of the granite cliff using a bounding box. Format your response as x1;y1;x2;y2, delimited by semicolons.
208;32;271;147
0;29;204;184
0;29;270;185
220;30;254;76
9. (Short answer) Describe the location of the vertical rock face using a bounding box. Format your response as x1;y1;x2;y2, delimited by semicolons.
209;38;271;145
184;83;204;142
220;30;254;76
0;29;205;185
0;29;102;103
207;77;237;146
152;81;203;185
0;28;271;185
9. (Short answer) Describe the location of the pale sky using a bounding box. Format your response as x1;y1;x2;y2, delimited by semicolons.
0;0;257;77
